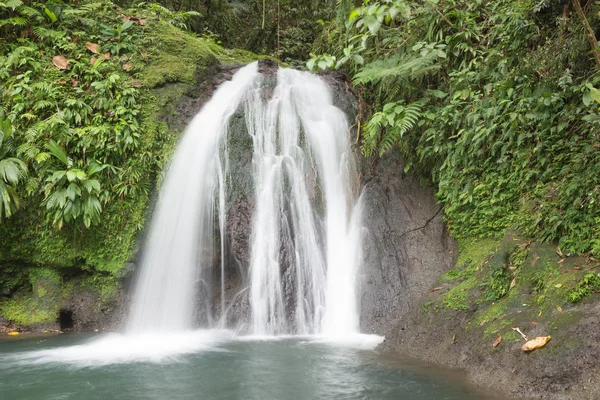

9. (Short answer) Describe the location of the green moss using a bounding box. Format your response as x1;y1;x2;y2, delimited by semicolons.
1;268;62;326
442;277;477;311
566;272;600;303
141;22;218;88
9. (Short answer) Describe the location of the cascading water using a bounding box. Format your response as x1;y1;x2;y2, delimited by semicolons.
127;61;364;337
126;64;261;333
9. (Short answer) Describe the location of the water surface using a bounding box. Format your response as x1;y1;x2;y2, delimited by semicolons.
0;333;494;399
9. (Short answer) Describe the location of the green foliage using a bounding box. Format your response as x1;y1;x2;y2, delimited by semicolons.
0;0;225;279
315;0;600;255
566;272;600;303
0;113;27;220
1;267;62;325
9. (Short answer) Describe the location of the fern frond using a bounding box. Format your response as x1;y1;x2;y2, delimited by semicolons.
354;50;443;85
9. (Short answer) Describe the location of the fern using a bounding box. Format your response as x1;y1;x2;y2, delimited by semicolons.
362;100;425;157
354;46;445;85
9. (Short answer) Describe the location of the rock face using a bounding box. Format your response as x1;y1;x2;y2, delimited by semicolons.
359;153;457;335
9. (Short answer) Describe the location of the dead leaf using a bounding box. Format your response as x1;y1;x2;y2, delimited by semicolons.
123;62;133;71
430;287;443;293
554;284;563;288
130;80;142;87
522;336;551;352
531;321;538;325
480;320;486;327
493;336;502;348
558;259;565;264
52;55;69;70
574;267;581;271
137;19;147;25
101;52;110;60
120;55;129;61
538;311;542;317
85;42;100;54
510;278;516;289
556;306;563;312
59;80;67;84
90;57;97;65
71;78;78;87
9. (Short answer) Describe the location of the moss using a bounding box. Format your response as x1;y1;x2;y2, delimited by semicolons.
141;22;218;88
442;277;477;311
0;268;62;326
566;272;600;303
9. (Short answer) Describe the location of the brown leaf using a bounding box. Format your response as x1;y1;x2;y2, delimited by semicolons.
480;320;486;327
492;336;502;348
531;321;538;325
120;55;129;61
71;78;78;87
59;80;67;84
122;62;133;71
522;336;551;352
510;278;516;289
558;259;565;264
52;55;69;70
85;42;100;54
574;267;581;271
556;306;563;312
137;19;147;25
130;80;142;87
430;287;443;293
90;57;97;65
101;52;110;60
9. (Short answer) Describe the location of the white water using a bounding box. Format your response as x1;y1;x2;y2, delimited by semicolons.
127;64;261;333
128;62;364;338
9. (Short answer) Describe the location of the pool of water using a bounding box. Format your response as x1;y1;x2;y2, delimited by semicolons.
0;332;496;399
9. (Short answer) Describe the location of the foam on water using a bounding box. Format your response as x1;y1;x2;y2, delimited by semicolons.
2;331;383;367
2;330;234;367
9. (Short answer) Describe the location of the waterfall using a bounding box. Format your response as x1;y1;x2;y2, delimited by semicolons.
127;61;363;337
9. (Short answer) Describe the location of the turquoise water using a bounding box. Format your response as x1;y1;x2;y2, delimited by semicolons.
0;333;494;399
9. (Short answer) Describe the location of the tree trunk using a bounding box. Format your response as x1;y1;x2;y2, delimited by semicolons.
573;0;600;69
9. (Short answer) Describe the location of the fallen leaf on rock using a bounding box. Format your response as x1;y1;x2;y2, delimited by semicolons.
85;42;100;54
123;62;133;71
493;336;502;348
522;336;551;352
52;55;69;70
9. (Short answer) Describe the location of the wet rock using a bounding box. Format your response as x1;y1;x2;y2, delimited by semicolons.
359;152;457;335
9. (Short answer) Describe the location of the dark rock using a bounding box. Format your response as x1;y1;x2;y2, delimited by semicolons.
62;285;128;332
359;152;457;335
257;58;278;75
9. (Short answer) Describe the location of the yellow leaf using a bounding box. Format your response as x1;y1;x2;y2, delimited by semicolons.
522;336;551;352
